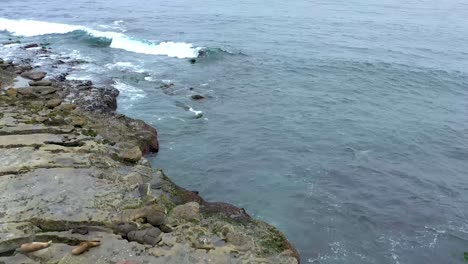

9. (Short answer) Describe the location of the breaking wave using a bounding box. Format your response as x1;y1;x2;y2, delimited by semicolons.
0;18;201;58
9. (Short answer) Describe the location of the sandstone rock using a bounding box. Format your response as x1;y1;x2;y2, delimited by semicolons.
21;71;47;81
54;103;76;112
29;80;52;86
46;98;62;108
5;88;17;98
169;202;200;222
69;116;87;127
119;145;142;163
0;60;300;264
34;116;48;123
0;222;40;254
16;86;59;98
121;172;144;187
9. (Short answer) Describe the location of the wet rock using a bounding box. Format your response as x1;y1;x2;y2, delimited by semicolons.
160;83;175;89
191;94;205;100
201;202;251;222
21;71;47;81
23;44;39;49
29;80;52;86
46;98;62;108
55;73;68;82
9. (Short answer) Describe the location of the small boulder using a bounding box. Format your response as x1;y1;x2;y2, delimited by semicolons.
5;88;17;98
46;98;62;108
127;227;161;246
21;71;47;81
119;145;142;163
113;222;138;236
169;202;200;222
145;210;167;227
29;80;52;86
69;116;87;127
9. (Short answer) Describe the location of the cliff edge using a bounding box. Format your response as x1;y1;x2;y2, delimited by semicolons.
0;57;299;264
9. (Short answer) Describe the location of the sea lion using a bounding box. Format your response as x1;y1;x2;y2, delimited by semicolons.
71;241;100;255
19;241;52;253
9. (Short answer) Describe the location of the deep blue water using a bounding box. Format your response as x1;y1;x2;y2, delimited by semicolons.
1;0;468;263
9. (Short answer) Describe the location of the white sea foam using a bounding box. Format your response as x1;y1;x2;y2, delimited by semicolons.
188;107;204;118
113;81;146;100
144;76;156;82
0;18;200;58
105;61;146;72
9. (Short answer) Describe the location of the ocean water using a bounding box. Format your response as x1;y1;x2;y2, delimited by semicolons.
1;0;468;263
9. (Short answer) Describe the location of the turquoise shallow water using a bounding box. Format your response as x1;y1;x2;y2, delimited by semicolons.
1;0;468;263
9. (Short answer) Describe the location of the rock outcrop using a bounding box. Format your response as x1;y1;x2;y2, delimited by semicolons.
0;57;299;263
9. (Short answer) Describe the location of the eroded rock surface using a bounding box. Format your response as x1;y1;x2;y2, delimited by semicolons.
0;59;299;263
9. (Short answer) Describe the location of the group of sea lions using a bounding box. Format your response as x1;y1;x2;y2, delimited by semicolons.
19;240;100;255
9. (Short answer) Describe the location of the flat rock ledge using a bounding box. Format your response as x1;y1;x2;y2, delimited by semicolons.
0;60;299;263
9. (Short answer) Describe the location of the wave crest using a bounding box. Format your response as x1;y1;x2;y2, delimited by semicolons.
0;18;200;58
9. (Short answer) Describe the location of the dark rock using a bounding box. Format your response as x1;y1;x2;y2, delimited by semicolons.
201;202;251;222
197;50;207;58
55;73;68;82
127;227;161;246
29;80;52;86
191;94;205;100
114;222;138;236
146;211;167;226
21;71;47;81
160;83;174;89
159;224;173;233
23;44;39;49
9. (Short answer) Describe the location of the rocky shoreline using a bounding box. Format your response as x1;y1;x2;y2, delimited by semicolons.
0;52;299;263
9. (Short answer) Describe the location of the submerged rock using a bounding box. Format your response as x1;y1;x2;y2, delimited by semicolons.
191;94;205;100
23;43;39;49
